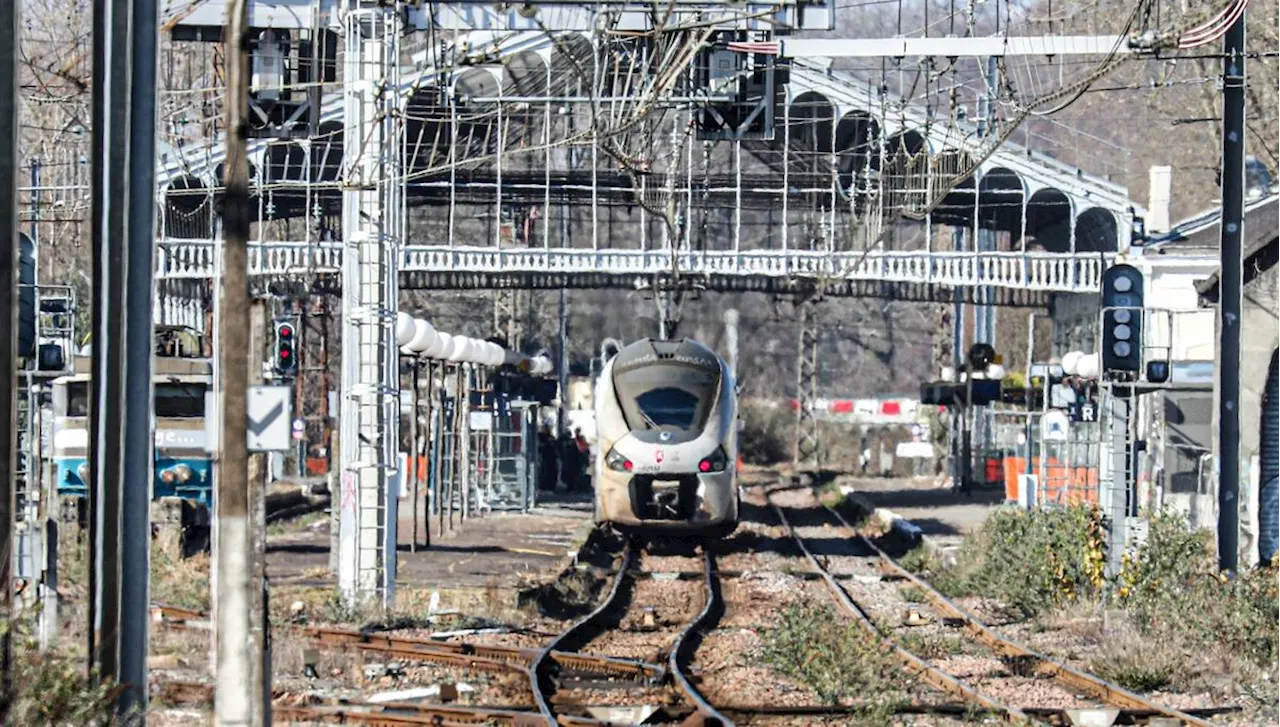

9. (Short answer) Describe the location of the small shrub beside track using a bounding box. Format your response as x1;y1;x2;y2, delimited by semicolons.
901;505;1106;617
1116;512;1279;677
899;504;1279;708
2;617;114;723
759;600;907;722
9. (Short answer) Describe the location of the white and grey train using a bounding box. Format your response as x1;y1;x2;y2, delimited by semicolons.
592;338;738;538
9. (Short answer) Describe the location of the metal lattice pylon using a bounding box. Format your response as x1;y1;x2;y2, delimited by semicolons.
338;4;402;606
298;294;333;475
793;300;820;468
492;289;523;350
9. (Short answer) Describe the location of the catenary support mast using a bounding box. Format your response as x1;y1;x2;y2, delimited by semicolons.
338;1;403;606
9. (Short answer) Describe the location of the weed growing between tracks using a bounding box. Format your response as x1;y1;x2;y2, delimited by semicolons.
759;600;907;724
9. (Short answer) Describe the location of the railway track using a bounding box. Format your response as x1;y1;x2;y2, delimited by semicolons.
762;478;1212;726
530;537;734;726
153;490;1232;726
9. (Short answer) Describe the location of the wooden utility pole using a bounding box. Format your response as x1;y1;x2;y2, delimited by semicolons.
214;0;257;724
1;0;22;716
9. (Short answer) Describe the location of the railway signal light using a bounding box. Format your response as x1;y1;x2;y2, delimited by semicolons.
1101;264;1144;376
274;321;298;376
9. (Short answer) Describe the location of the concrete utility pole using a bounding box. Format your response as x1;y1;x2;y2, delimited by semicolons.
120;0;161;713
1106;395;1131;580
215;0;257;724
1;0;21;714
247;301;270;725
1216;10;1247;573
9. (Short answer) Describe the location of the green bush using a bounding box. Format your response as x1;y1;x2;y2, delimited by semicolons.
938;505;1106;617
1119;512;1279;671
0;618;113;724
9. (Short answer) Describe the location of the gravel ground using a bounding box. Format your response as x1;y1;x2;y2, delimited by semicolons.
150;472;1257;725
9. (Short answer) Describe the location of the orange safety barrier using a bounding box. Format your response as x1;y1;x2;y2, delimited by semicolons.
305;457;330;476
984;457;1002;485
1003;456;1099;505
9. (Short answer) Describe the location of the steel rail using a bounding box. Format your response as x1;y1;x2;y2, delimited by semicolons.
157;683;614;726
306;626;666;681
529;539;637;725
821;503;1214;727
765;491;1032;724
273;703;550;726
158;679;1241;725
151;603;668;681
667;548;736;727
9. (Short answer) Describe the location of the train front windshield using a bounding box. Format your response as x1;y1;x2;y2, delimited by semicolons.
155;382;207;418
613;365;719;432
61;381;207;418
65;381;90;417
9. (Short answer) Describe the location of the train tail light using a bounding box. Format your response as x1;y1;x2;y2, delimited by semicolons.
605;449;633;472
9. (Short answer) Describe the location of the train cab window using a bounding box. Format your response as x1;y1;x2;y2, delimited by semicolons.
635;388;701;428
66;382;90;417
154;382;208;418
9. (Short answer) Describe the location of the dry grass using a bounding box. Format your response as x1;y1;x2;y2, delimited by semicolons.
151;549;212;612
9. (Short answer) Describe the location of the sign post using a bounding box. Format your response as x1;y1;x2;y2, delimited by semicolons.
248;386;293;453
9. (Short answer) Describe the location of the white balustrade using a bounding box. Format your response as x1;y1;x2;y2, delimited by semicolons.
154;237;1110;292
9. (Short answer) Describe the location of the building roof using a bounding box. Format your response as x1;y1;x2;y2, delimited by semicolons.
1144;192;1279;256
1192;194;1280;302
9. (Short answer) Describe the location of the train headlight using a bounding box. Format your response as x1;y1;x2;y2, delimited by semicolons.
605;449;633;472
698;447;727;474
76;463;89;483
160;468;177;484
173;464;195;483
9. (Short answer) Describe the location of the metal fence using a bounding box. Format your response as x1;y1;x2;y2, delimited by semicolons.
402;358;550;542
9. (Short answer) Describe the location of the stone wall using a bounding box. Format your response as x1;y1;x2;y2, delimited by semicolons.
1235;263;1279;564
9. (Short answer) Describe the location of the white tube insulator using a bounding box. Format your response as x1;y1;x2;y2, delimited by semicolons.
1061;350;1083;377
433;332;455;361
421;329;446;359
488;342;504;367
406;319;437;354
395;312;415;347
447;337;471;363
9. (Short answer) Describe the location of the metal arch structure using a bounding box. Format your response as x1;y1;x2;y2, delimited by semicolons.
153;5;1140;299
